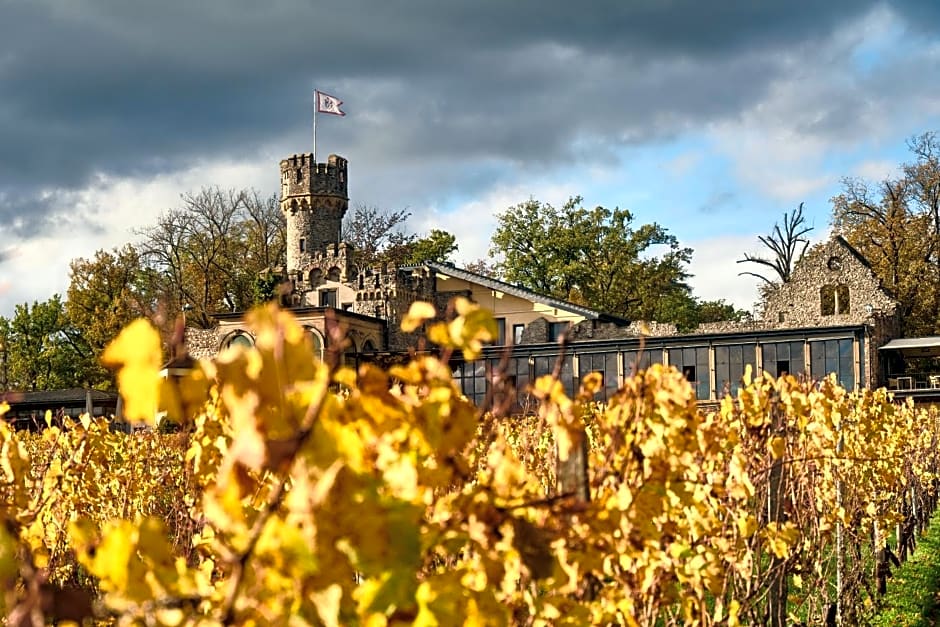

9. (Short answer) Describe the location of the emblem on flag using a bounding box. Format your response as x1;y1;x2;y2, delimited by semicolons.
316;91;345;116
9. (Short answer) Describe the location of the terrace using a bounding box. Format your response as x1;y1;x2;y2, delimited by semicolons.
879;337;940;401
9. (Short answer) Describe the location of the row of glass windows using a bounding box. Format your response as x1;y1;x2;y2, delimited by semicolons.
453;338;858;406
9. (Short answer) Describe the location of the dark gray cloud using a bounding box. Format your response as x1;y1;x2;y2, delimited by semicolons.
1;0;939;234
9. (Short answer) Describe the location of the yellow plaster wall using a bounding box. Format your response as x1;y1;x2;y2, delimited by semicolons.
434;274;586;331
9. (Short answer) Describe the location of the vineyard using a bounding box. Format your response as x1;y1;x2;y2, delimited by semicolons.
0;300;938;625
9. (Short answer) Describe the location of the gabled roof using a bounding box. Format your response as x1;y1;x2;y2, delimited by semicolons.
416;261;630;324
833;235;873;270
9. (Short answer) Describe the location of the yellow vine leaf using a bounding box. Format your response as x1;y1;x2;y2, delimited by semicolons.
402;301;437;332
101;318;163;425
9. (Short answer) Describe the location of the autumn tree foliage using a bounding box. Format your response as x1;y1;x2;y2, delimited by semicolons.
832;132;940;335
137;187;286;329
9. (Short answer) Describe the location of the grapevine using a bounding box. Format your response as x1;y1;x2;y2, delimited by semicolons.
0;300;936;625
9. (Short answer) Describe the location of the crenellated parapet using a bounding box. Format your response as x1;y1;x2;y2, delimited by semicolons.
279;153;348;200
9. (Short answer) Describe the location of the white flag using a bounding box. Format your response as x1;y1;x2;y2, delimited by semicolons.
316;91;345;116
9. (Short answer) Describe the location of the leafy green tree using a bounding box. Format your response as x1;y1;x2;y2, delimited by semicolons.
407;229;458;265
656;294;749;333
489;197;694;321
0;296;93;391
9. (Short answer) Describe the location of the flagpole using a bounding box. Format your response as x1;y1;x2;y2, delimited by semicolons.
313;91;318;163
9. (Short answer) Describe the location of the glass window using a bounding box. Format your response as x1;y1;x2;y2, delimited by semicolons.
821;285;850;315
533;354;575;396
307;328;324;359
622;348;663;375
226;332;254;349
761;341;805;378
578;352;619;400
548;322;570;342
513;324;525;345
319;289;337;308
714;344;756;398
454;360;488;406
494;318;506;345
810;338;855;389
667;346;709;399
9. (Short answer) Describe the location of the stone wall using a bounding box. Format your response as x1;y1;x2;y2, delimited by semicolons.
353;264;436;351
294;242;354;292
694;320;768;335
186;328;221;360
759;236;899;387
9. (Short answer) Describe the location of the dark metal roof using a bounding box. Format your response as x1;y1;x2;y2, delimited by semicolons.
3;388;118;408
418;261;630;324
476;323;868;358
879;337;940;351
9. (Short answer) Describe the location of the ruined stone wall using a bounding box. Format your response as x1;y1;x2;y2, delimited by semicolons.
186;328;222;360
294;242;354;294
759;236;899;387
694;320;768;335
761;237;897;329
520;318;551;344
353;264;435;351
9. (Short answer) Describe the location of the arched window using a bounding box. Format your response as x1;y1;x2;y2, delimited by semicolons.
362;339;376;353
327;266;341;282
223;331;254;350
308;268;323;287
820;285;850;316
305;327;325;361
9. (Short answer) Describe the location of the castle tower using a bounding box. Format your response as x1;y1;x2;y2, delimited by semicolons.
280;153;348;274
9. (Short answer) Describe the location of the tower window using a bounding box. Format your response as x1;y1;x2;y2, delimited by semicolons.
299;238;305;253
296;168;303;183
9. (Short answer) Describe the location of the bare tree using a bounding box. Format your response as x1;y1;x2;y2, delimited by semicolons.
342;204;415;273
738;203;813;285
138;187;286;328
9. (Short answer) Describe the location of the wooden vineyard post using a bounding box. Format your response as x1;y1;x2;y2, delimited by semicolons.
556;431;591;599
556;433;590;504
766;400;789;627
834;431;844;627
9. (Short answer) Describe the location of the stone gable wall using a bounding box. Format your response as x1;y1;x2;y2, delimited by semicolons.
760;237;897;328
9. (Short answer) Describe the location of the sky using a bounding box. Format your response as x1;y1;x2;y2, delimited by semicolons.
2;0;940;318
